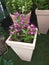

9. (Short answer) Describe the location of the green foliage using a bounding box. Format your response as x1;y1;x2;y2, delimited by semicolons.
0;56;2;65
32;0;49;10
0;56;13;65
6;0;32;14
12;28;34;43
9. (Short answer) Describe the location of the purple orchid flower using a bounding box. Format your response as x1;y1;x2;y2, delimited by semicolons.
10;31;15;35
30;24;36;28
20;19;24;24
14;12;19;17
9;26;13;30
22;25;27;29
21;14;25;19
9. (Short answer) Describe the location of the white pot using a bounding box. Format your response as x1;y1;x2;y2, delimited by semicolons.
35;9;49;34
6;28;38;61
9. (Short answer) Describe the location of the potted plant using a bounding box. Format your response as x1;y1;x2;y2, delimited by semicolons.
32;0;49;34
6;0;32;22
6;12;38;61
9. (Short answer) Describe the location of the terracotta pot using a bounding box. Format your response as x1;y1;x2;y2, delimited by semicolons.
10;12;31;22
35;9;49;34
10;13;16;22
6;28;38;61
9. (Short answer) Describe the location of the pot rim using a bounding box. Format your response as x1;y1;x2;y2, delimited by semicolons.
35;9;49;15
6;28;38;47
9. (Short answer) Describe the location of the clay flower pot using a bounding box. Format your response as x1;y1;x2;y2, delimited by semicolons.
10;12;31;23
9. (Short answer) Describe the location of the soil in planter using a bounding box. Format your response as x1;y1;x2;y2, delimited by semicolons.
9;35;34;43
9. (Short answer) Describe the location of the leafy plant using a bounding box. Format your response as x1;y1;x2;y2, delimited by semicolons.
32;0;49;10
9;12;37;43
6;0;32;14
0;56;13;65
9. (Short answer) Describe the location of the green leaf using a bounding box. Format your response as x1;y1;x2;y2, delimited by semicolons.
0;56;13;65
22;29;26;34
38;31;40;35
24;38;28;42
6;60;13;65
6;0;32;14
16;20;20;23
30;35;34;39
12;33;17;40
4;59;7;65
0;56;2;65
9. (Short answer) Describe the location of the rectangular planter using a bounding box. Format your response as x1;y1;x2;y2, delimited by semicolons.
35;9;49;34
6;28;38;61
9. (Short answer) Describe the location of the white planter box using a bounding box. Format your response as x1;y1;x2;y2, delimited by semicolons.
6;28;38;61
35;9;49;34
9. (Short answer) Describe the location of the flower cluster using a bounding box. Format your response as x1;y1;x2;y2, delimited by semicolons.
9;12;36;43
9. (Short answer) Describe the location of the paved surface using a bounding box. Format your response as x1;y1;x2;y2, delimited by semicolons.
0;24;7;55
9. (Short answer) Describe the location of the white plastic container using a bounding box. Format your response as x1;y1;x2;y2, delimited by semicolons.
6;28;38;61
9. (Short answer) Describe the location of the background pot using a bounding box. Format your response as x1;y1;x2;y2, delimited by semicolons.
6;28;38;61
10;12;31;23
35;9;49;34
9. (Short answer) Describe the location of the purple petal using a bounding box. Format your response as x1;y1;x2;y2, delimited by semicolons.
15;28;21;32
33;32;36;35
10;31;14;35
21;14;25;19
20;20;24;24
9;26;13;29
30;28;33;31
28;32;31;34
27;26;30;30
30;24;36;28
32;28;36;32
31;32;34;34
14;12;19;17
22;25;27;29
